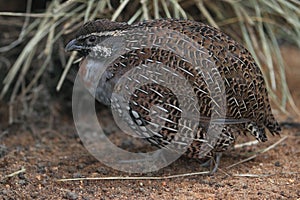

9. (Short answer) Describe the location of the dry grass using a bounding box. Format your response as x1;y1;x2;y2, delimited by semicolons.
0;0;299;122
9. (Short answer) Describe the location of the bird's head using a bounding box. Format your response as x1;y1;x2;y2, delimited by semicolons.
65;19;130;58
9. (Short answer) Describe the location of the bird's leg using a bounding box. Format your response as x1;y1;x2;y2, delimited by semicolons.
210;152;222;174
199;152;222;174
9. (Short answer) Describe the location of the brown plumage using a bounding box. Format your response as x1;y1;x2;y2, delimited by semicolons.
66;19;281;172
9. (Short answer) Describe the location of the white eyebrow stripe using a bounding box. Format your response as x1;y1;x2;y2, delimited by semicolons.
77;30;125;39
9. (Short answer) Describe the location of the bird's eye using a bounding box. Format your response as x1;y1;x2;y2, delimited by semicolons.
86;35;97;45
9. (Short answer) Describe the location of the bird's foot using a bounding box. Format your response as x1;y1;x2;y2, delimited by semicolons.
200;152;222;174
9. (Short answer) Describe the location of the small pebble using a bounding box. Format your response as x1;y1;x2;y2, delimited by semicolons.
0;145;7;158
242;184;248;189
96;167;108;175
30;192;39;198
37;163;46;173
18;172;26;180
274;161;281;167
77;164;85;169
18;180;27;185
72;172;83;178
65;191;78;200
1;189;8;195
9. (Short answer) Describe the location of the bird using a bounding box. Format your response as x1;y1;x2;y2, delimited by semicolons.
65;18;281;173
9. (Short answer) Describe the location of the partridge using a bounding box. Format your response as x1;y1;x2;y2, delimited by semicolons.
66;19;281;173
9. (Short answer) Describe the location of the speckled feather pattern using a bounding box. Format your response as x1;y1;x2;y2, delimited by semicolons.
71;19;281;162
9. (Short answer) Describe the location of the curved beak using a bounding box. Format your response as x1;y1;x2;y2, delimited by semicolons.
65;39;82;52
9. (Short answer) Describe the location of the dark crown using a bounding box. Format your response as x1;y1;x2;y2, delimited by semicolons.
76;19;130;38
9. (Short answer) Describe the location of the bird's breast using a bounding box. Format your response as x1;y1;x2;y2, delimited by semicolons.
78;56;114;105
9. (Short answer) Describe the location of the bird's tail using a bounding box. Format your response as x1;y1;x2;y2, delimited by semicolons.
265;113;281;135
